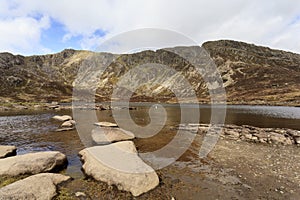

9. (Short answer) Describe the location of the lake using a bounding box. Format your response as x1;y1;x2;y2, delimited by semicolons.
0;104;299;178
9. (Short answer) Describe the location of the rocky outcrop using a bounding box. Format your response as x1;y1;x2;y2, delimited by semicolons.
0;173;71;200
91;127;135;144
178;124;300;145
79;141;159;196
0;145;16;159
203;40;300;105
0;151;67;176
0;40;299;105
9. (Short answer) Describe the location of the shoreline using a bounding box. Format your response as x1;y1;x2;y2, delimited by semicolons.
0;100;299;112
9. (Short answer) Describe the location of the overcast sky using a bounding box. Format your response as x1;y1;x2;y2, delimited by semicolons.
0;0;300;55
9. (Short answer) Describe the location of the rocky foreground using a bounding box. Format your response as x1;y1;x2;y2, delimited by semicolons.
0;146;69;199
0;113;299;199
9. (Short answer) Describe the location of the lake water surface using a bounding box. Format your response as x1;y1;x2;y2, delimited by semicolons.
0;104;299;177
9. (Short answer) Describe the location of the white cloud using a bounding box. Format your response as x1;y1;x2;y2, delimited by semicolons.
0;0;300;54
0;15;50;55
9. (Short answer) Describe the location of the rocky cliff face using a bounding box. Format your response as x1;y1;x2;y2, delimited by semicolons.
0;40;299;105
203;40;300;105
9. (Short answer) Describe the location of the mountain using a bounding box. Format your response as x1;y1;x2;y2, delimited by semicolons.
0;40;299;106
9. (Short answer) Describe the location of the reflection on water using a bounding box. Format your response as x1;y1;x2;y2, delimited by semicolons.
0;104;299;177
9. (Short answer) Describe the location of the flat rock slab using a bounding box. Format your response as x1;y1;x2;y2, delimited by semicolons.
0;145;16;159
0;173;71;200
94;122;118;127
92;127;135;144
52;115;72;121
79;141;159;196
0;151;67;176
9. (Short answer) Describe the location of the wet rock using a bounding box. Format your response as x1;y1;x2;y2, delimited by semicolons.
0;151;67;176
0;145;16;159
79;141;159;196
94;121;118;127
61;120;76;127
52;115;72;121
0;173;71;200
92;127;135;144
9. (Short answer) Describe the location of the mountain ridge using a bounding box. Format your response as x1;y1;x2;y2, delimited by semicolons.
1;40;299;106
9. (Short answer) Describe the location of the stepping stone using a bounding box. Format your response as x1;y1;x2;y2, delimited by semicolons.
79;141;159;196
52;115;72;121
0;173;71;200
0;151;67;176
91;127;135;144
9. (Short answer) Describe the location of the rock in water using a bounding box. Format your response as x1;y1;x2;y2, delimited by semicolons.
0;151;67;176
61;120;76;127
0;145;16;159
0;173;71;200
94;121;118;127
91;127;135;144
52;115;72;121
79;141;159;196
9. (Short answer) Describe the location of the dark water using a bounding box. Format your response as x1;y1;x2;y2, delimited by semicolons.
0;104;299;177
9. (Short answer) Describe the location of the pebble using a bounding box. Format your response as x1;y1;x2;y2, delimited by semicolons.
75;192;86;197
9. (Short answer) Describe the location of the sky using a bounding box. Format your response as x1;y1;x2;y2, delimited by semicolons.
0;0;300;55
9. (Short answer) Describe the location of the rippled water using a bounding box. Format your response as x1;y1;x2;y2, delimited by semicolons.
0;104;299;178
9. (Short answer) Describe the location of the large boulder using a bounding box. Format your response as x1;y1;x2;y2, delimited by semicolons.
0;151;67;176
91;127;135;144
0;173;71;200
52;115;72;121
0;145;16;159
79;141;159;196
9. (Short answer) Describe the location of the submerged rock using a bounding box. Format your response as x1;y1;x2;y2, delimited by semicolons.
91;127;135;144
0;151;67;176
52;115;72;121
79;141;159;196
0;173;71;200
0;145;16;159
